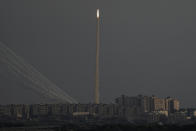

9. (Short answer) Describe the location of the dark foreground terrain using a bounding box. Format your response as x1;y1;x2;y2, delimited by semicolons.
1;122;196;131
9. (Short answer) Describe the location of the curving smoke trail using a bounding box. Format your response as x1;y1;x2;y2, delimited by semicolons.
0;42;77;103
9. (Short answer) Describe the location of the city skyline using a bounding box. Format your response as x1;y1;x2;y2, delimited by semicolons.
0;0;196;108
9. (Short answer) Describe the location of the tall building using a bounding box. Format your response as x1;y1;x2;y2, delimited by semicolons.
12;104;30;119
0;105;12;117
165;97;180;113
150;95;166;111
115;95;151;113
140;95;151;112
30;104;49;116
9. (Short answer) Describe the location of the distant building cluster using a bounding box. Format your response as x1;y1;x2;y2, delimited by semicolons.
115;95;185;123
0;95;195;124
115;95;180;113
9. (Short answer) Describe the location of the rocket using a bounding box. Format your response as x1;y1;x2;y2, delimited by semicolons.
97;9;99;19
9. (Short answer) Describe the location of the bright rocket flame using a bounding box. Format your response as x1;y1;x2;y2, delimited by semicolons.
97;9;99;18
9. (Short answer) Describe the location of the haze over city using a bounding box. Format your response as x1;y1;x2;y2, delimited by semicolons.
0;0;196;108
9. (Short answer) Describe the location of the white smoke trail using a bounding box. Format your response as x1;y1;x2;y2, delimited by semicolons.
1;43;77;103
0;42;77;103
0;48;74;103
0;55;64;102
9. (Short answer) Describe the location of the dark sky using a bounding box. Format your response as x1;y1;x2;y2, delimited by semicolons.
0;0;196;107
